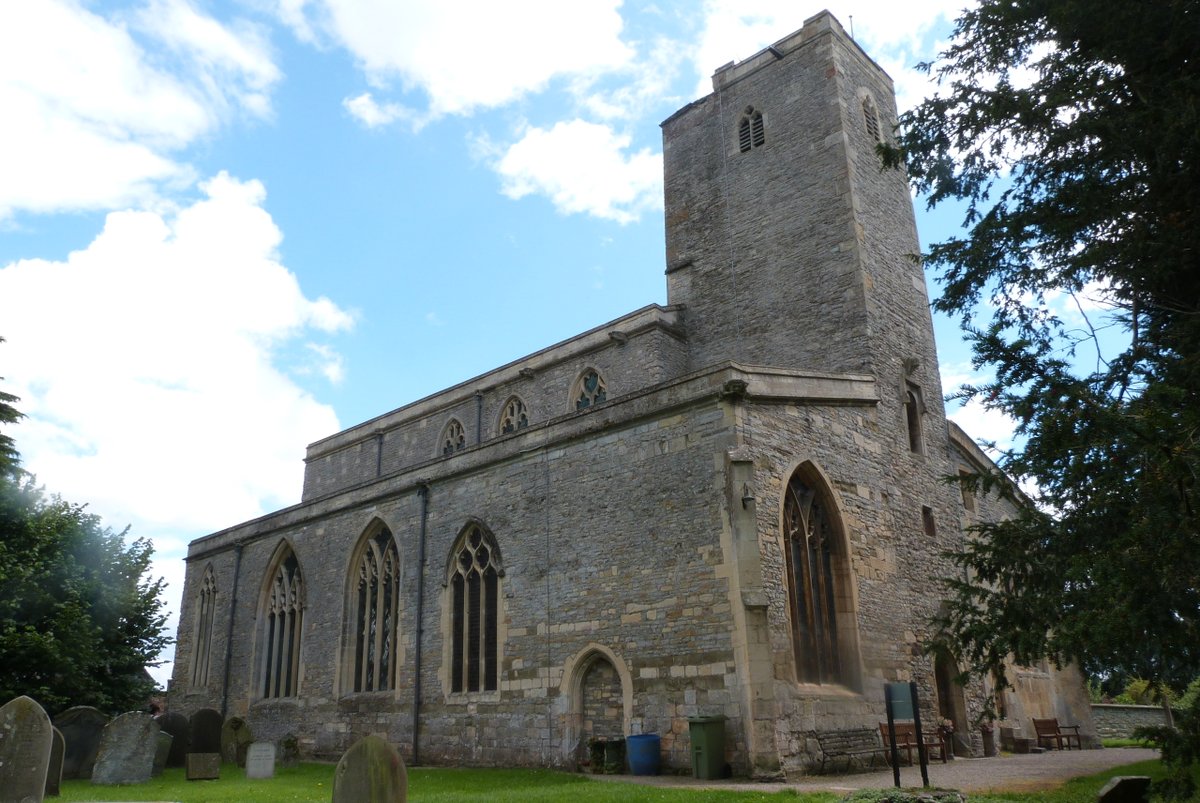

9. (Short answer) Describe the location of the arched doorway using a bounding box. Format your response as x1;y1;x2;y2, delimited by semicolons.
934;652;970;756
581;655;623;741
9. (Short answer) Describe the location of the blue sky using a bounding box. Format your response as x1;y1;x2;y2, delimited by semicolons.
0;0;1016;684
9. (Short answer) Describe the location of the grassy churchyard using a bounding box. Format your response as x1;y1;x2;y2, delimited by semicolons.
59;757;1171;803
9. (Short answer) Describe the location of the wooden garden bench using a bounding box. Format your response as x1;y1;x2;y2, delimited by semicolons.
1033;717;1082;750
879;721;948;765
813;728;887;773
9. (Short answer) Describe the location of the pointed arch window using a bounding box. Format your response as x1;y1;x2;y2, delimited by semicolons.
862;97;881;142
448;524;502;694
347;526;401;693
261;549;304;698
573;369;607;411
499;396;529;435
738;106;765;153
783;468;857;686
190;565;217;688
441;418;466;456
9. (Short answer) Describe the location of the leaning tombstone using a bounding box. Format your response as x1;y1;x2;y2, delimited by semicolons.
1097;776;1152;803
220;716;253;766
156;711;189;767
188;708;223;754
186;752;221;781
0;695;53;803
152;731;173;777
53;705;109;780
332;735;407;803
245;741;276;780
91;712;161;785
46;726;64;797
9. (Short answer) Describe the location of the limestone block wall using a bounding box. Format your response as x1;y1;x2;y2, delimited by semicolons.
1090;704;1168;739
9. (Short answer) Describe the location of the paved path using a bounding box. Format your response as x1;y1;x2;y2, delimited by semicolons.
592;748;1159;794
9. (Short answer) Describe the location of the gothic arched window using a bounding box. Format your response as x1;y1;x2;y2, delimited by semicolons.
783;467;857;686
573;369;607;411
447;524;502;694
347;526;400;693
441;418;466;456
738;106;765;153
189;565;217;688
498;396;529;434
260;548;304;698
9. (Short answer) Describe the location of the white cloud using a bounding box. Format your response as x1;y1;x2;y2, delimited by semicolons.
941;362;1019;455
278;0;633;118
489;120;661;224
0;0;279;219
343;92;419;129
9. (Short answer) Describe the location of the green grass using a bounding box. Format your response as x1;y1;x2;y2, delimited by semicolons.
1100;737;1150;748
969;759;1168;803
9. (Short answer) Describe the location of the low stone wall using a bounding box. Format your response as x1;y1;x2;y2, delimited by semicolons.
1090;704;1168;739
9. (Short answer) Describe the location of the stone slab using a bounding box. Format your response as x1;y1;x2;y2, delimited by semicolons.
0;695;53;803
188;709;222;754
332;735;407;803
186;752;221;780
155;712;189;767
92;712;161;785
1098;775;1152;803
245;741;276;779
46;726;64;797
153;731;173;776
53;706;109;780
220;716;252;767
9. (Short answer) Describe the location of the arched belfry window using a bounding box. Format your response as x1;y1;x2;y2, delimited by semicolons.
862;96;881;142
447;523;502;694
440;418;466;455
498;396;529;434
783;466;858;686
260;546;304;698
346;525;401;693
738;106;765;153
189;564;217;688
573;369;607;411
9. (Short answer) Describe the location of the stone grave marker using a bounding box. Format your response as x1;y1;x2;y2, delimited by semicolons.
152;731;173;776
332;735;407;803
46;726;64;797
91;712;161;785
186;752;221;781
53;705;109;779
245;741;276;779
156;712;189;767
0;695;53;803
188;708;222;754
220;716;253;766
278;733;300;768
1098;776;1152;803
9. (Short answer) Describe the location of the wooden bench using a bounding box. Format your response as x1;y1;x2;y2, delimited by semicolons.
879;722;948;765
813;728;887;773
1033;717;1082;750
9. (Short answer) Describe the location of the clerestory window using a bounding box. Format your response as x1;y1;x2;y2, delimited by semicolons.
448;523;502;694
498;396;529;435
441;418;466;456
573;369;607;411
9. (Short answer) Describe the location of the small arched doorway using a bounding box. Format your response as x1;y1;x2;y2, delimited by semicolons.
934;652;970;756
581;655;623;741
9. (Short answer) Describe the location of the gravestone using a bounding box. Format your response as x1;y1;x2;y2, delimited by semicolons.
53;705;109;779
0;695;53;803
46;726;64;797
220;716;253;767
152;731;173;776
189;708;222;754
278;733;300;768
245;741;276;779
186;752;221;781
91;712;161;785
1098;776;1152;803
156;712;189;767
332;735;407;803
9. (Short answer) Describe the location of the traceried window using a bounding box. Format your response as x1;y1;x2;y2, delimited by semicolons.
862;97;881;142
904;383;925;454
573;369;607;410
348;527;400;693
189;565;217;688
738;106;765;153
783;469;855;686
448;524;502;694
441;418;466;455
261;549;304;698
499;396;529;434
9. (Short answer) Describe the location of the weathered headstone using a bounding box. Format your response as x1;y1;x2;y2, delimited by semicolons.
156;712;189;767
278;733;300;768
189;708;222;754
46;726;64;797
332;735;407;803
186;752;221;781
152;731;173;777
1098;776;1152;803
0;695;53;803
245;741;276;780
91;712;161;785
220;716;253;767
53;705;109;780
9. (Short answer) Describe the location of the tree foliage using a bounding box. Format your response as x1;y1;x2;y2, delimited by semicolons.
0;353;169;715
884;0;1200;694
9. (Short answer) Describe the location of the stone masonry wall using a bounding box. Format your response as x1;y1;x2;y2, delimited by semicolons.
1090;704;1168;739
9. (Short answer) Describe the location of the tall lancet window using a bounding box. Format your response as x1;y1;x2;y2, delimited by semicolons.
350;527;401;692
448;523;502;693
261;549;304;698
189;565;217;688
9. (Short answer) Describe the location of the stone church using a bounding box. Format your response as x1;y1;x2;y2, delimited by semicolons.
169;12;1095;777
